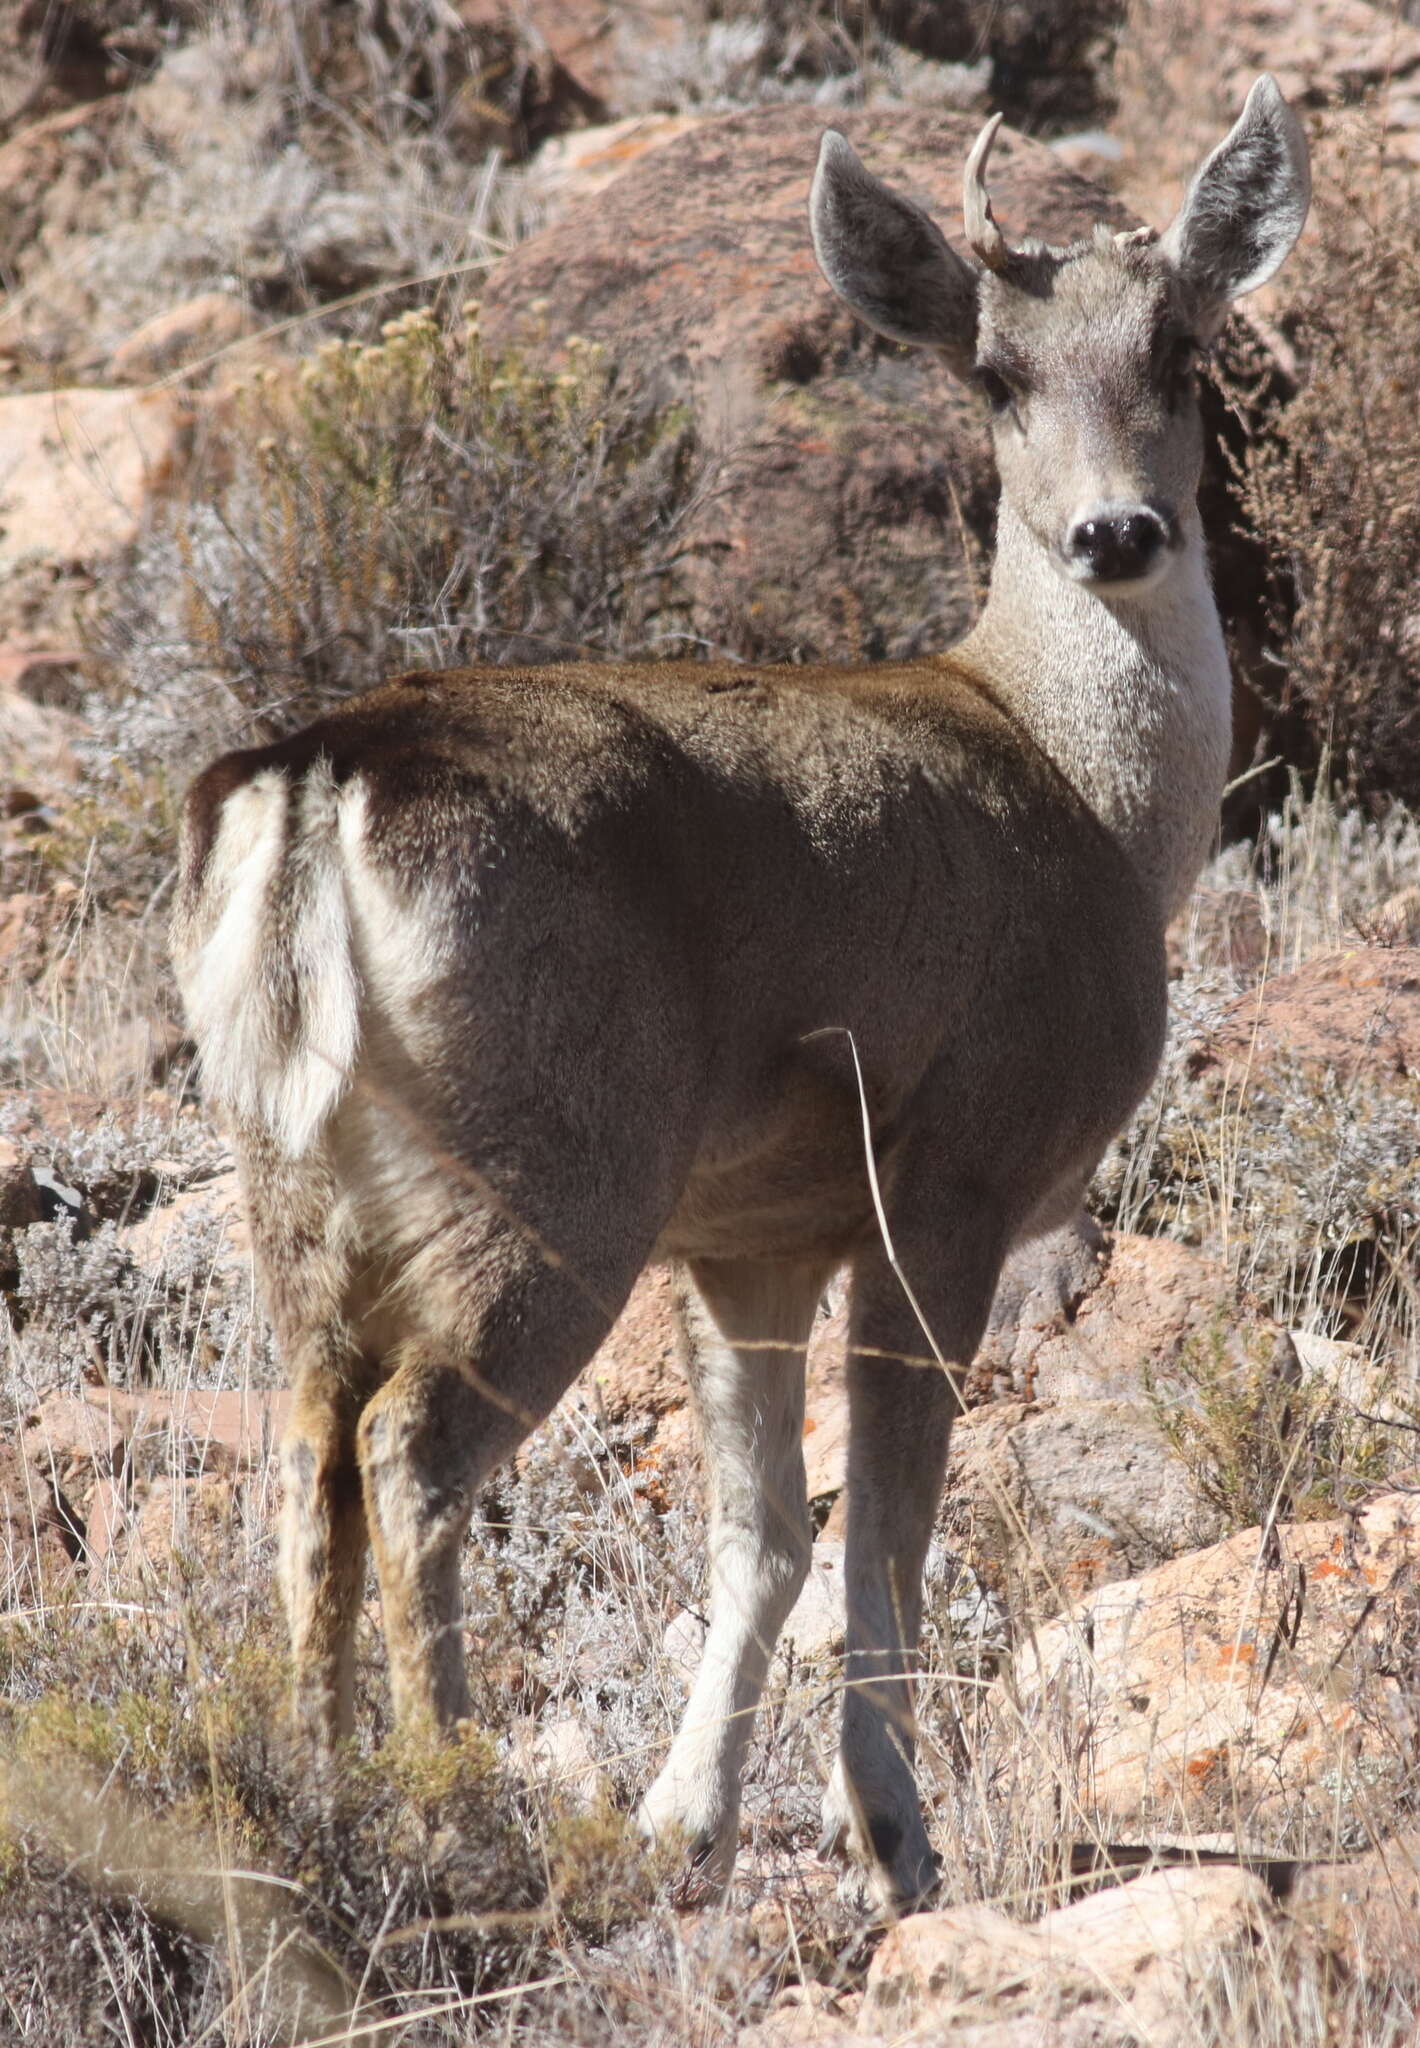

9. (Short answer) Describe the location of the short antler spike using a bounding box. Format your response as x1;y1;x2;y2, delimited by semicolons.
963;111;1009;272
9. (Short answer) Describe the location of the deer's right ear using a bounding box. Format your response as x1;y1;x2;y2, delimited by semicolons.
811;131;979;377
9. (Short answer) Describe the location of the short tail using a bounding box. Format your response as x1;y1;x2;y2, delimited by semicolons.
171;754;361;1157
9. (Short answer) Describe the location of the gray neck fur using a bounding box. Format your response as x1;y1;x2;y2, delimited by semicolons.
965;500;1232;918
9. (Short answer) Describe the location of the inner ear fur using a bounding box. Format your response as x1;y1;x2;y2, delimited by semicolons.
1160;74;1310;334
810;130;979;377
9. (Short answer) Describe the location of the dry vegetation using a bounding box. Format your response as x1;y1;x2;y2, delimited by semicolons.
4;3;1420;2044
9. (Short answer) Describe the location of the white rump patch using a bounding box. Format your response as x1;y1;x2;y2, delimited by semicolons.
177;762;363;1157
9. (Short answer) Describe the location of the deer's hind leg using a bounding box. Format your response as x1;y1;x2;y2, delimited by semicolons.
639;1256;833;1889
354;1210;643;1733
238;1125;378;1749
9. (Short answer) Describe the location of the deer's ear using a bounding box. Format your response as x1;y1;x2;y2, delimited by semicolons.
811;130;979;377
1160;75;1310;335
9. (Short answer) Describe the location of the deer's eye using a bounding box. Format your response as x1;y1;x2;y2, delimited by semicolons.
976;365;1016;415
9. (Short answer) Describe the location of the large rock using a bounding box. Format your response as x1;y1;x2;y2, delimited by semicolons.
1005;1489;1420;1851
0;386;191;577
479;106;1125;664
107;291;251;384
120;1168;249;1283
806;1232;1251;1600
478;103;1270;679
22;1385;290;1518
1119;0;1420;225
459;0;682;117
1191;947;1420;1091
1287;1828;1420;1979
526;112;707;220
943;1395;1224;1609
867;1864;1283;2042
0;97;128;282
979;1230;1239;1405
576;1265;684;1422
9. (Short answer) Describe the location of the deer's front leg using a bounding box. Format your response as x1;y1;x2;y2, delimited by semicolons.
639;1257;830;1890
823;1204;1003;1914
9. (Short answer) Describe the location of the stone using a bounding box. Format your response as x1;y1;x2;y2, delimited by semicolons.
973;1214;1107;1398
1004;1490;1420;1848
0;647;83;795
779;1538;845;1664
1190;947;1420;1090
527;112;706;219
120;1168;249;1281
577;1265;684;1422
0;386;192;577
511;1713;608;1809
0;641;85;711
1366;886;1420;948
1117;0;1420;232
0;1439;82;1599
0;98;128;279
660;1537;846;1680
867;1864;1282;2040
22;1388;149;1506
1014;1233;1241;1408
86;1472;238;1587
0;1135;43;1230
478;103;1272;685
662;1602;707;1681
806;1232;1247;1597
1289;1328;1405;1425
1287;1828;1420;1979
458;0;682;117
108;292;251;384
23;1385;289;1517
735;1982;859;2046
943;1395;1223;1609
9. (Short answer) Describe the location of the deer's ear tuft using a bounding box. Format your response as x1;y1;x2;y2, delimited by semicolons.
1160;75;1310;334
810;130;979;376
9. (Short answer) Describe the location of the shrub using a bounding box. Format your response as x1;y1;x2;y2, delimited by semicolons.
1145;1316;1395;1536
1227;121;1420;806
95;307;705;765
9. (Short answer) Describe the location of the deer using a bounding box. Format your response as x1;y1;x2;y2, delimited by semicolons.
170;78;1309;1915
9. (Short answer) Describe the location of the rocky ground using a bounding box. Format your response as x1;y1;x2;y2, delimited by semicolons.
2;3;1420;2045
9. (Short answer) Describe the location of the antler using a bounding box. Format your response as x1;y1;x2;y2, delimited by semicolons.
963;111;1009;272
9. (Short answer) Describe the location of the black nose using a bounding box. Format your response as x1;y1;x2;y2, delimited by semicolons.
1066;508;1171;583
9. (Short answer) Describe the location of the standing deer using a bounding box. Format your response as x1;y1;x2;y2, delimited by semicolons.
172;79;1309;1913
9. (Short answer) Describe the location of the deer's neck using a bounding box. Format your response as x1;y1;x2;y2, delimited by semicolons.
963;500;1232;919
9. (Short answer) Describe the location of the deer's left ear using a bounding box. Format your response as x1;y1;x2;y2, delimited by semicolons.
1161;75;1310;336
811;131;980;378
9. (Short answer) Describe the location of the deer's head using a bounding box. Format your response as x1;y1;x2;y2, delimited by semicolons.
810;78;1309;598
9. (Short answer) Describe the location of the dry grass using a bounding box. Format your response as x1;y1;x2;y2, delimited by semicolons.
5;770;1420;2042
1099;783;1420;1347
5;1393;1420;2043
5;6;1420;2042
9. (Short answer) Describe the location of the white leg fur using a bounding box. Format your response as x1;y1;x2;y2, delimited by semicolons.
638;1258;830;1886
